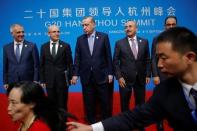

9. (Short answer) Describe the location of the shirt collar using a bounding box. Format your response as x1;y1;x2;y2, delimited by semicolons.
88;31;96;38
50;40;59;45
180;80;197;97
14;40;24;45
128;35;137;41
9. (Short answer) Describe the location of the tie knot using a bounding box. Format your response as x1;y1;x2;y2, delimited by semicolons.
52;42;56;45
190;88;197;99
16;43;21;46
130;38;134;41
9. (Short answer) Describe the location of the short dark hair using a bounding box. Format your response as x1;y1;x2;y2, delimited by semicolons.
7;81;66;131
156;27;197;58
164;16;177;25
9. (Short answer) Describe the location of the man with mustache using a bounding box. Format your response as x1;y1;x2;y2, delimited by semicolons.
112;20;151;131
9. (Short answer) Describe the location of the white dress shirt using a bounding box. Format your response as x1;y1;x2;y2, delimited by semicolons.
50;40;59;55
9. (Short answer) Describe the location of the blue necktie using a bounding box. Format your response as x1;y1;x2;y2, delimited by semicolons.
190;88;197;123
88;36;94;55
15;44;21;62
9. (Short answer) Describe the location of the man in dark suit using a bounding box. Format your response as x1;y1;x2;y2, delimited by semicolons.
71;16;113;124
151;16;177;131
40;25;73;111
113;20;151;113
3;24;39;89
67;27;197;131
152;16;177;85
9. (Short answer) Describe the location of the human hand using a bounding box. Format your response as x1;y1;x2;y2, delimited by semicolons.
3;84;8;90
41;83;46;88
71;76;78;85
146;77;150;84
66;122;93;131
108;75;113;83
118;77;126;88
153;76;160;85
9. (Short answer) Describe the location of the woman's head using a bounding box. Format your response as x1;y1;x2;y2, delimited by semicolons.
7;81;45;122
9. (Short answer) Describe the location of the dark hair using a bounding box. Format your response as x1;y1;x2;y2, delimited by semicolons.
156;27;197;59
164;15;177;25
7;81;67;131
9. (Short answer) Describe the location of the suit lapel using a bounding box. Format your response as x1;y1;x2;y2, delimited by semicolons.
20;41;28;63
9;43;18;62
83;35;92;56
55;42;64;59
168;79;192;117
124;37;135;60
92;32;99;56
137;37;143;59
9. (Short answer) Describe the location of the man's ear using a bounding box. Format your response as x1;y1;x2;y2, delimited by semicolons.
185;51;196;63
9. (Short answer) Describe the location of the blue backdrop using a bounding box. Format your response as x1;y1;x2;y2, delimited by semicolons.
1;0;197;93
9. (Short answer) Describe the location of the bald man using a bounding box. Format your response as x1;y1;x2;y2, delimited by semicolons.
40;25;73;111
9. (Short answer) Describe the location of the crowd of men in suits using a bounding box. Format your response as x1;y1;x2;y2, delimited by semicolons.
3;16;179;131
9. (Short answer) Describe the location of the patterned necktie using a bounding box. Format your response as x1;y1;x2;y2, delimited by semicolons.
190;88;197;123
52;43;56;58
15;44;21;62
130;39;137;59
190;88;197;106
88;35;94;55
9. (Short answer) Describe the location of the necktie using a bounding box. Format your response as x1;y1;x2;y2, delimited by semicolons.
190;88;197;123
15;44;21;62
52;43;56;58
130;39;137;59
190;88;197;106
88;35;94;55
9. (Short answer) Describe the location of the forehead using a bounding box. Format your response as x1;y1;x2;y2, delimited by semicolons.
82;18;92;24
125;21;136;27
166;18;176;24
48;26;59;31
9;88;22;101
156;42;173;54
13;25;23;31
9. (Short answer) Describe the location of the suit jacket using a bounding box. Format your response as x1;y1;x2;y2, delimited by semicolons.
113;36;151;85
151;37;167;81
102;77;197;131
73;31;113;85
3;40;39;84
40;40;73;88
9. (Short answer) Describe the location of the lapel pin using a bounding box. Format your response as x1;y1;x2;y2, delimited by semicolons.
25;44;27;47
96;36;99;39
139;39;142;43
60;45;62;47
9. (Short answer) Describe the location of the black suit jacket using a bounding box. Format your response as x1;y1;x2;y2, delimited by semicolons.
40;40;73;88
73;31;113;85
3;40;39;84
113;36;151;85
102;77;197;131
